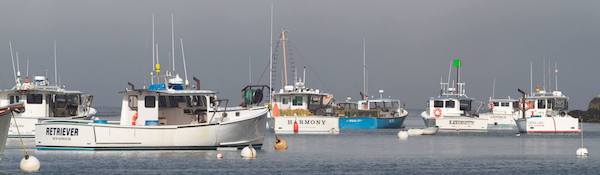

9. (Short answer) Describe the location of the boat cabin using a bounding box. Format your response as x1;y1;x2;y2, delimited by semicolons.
0;76;93;118
119;88;218;126
428;82;475;117
489;98;519;115
272;81;334;116
524;91;569;117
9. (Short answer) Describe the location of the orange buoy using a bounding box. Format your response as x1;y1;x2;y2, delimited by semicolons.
272;103;280;117
293;120;299;133
131;112;139;126
274;136;288;151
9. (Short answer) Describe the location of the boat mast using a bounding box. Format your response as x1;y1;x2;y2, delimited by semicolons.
554;62;558;91
280;30;288;87
529;61;533;95
54;41;58;85
269;2;274;103
152;14;156;84
9;41;17;83
171;13;176;74
249;56;252;84
542;57;546;91
180;38;189;86
362;38;367;98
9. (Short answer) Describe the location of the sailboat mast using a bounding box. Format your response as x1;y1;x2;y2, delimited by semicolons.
280;30;288;87
180;38;189;86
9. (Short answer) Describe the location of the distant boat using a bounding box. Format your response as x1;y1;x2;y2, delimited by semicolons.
337;39;408;129
269;30;339;134
34;14;268;150
337;91;408;129
479;98;519;130
515;90;579;133
420;59;487;131
0;41;96;138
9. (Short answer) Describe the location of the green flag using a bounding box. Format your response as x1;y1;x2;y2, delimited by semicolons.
453;58;461;68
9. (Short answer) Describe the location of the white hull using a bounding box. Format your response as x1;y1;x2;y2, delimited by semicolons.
35;109;266;150
9;108;95;138
0;114;10;156
515;116;579;133
273;116;339;134
478;112;517;130
421;111;487;131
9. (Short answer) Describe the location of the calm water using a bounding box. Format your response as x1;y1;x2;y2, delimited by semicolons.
1;109;599;174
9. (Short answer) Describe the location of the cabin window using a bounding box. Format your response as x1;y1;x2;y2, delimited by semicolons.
145;96;156;108
159;96;167;107
310;96;322;105
493;102;500;107
501;102;510;107
459;100;472;111
433;100;444;108
282;97;289;105
27;94;43;104
292;96;303;106
537;99;546;109
445;101;455;108
187;96;207;107
547;99;554;109
513;102;519;108
55;95;67;108
128;95;138;110
392;101;400;109
554;98;568;110
168;96;185;108
9;96;20;104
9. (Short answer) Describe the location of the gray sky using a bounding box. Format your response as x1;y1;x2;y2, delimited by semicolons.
1;0;600;110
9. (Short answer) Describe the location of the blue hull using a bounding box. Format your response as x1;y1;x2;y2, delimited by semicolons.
339;117;405;129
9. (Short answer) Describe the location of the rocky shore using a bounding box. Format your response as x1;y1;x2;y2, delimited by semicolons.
568;96;600;122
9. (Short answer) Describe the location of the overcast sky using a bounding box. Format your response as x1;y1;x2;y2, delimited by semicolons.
1;0;600;110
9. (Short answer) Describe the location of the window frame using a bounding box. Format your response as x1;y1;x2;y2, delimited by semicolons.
27;94;43;104
145;96;156;108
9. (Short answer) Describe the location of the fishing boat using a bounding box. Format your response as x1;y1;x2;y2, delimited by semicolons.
337;39;408;129
515;90;579;133
0;41;96;138
0;103;24;156
420;59;487;131
34;14;268;150
514;61;579;133
269;31;339;134
478;98;519;129
337;90;408;129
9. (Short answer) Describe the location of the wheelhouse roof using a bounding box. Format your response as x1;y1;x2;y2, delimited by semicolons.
120;89;217;96
0;88;86;95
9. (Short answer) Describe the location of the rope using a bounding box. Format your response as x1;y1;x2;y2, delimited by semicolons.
10;110;29;156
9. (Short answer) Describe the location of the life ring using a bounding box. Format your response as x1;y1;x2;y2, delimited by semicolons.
131;112;139;125
488;102;494;110
433;108;442;118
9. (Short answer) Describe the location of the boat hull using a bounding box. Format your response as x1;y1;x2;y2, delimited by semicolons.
339;117;406;129
515;116;579;133
273;116;339;134
9;108;96;138
0;114;11;156
35;109;266;150
478;113;517;130
421;111;487;131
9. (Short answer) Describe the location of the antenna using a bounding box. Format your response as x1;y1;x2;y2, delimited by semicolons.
152;13;156;84
554;62;558;91
9;41;17;82
303;66;306;84
248;56;252;84
54;40;58;85
492;77;496;99
542;57;546;91
362;38;367;97
171;13;176;73
268;2;274;104
529;61;533;95
26;58;29;77
16;52;21;78
179;38;189;86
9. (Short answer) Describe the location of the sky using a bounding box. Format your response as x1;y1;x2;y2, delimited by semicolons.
1;0;600;110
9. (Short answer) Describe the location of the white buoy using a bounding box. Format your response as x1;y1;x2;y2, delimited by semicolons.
240;145;257;158
216;153;224;159
576;147;589;157
397;130;409;140
407;128;424;136
515;133;521;137
20;155;41;173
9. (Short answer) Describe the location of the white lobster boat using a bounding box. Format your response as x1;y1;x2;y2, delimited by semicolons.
515;90;579;133
35;77;268;150
0;76;96;138
479;98;519;130
421;59;487;131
